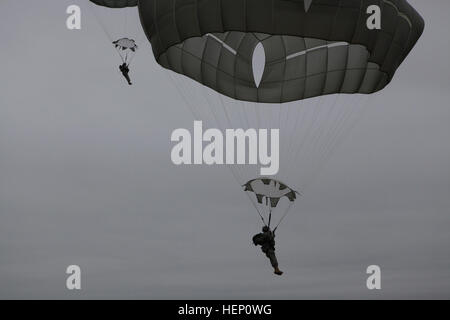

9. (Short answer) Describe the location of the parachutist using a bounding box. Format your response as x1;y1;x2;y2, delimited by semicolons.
253;226;283;276
119;63;132;85
90;2;139;84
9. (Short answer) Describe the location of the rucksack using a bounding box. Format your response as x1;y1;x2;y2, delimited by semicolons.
252;233;265;246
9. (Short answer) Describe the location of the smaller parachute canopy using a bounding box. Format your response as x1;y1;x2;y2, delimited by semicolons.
113;38;138;52
243;178;299;208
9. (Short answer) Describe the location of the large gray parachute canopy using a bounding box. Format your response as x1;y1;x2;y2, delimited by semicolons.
243;179;299;208
139;0;424;103
90;0;137;8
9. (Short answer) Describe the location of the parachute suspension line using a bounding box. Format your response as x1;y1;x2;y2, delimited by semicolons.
164;71;202;120
276;104;282;129
174;52;215;119
227;96;248;133
248;102;256;130
90;2;129;64
254;102;261;130
202;89;271;224
292;94;340;184
287;93;343;188
219;107;265;222
215;93;250;181
301;94;370;191
278;101;289;145
124;6;128;36
249;195;268;227
311;95;354;162
127;51;137;65
180;74;209;120
253;102;262;182
295;95;363;191
168;75;249;202
203;90;250;201
283;96;324;183
240;100;251;129
299;98;357;190
231;99;245;129
205;91;246;181
127;50;137;65
218;94;234;131
273;201;294;231
279;101;299;181
297;94;348;190
114;44;129;64
114;46;124;63
135;18;148;49
248;101;261;178
279;103;291;161
164;71;265;224
203;90;249;182
268;211;272;228
256;211;268;226
284;100;309;174
88;3;114;43
312;96;342;147
283;99;305;170
164;71;268;224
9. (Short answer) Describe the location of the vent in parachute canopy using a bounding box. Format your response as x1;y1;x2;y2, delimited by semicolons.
139;0;424;103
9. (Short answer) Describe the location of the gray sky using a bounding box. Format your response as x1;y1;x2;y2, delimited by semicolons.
0;0;449;299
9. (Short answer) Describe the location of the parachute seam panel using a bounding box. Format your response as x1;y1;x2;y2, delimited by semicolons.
233;34;253;100
300;36;307;100
173;0;181;44
321;0;342;97
195;0;203;34
164;43;382;85
279;36;288;103
147;0;420;80
215;33;228;100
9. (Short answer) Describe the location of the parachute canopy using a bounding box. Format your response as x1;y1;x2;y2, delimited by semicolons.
89;0;137;8
113;38;138;64
244;179;299;208
113;38;138;52
139;0;424;103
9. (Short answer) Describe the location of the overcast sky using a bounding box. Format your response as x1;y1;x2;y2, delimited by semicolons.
0;0;449;299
